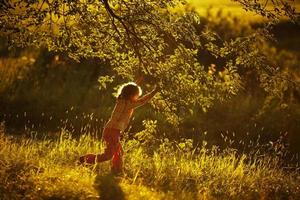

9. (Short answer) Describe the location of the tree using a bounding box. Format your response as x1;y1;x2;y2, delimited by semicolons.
0;0;299;126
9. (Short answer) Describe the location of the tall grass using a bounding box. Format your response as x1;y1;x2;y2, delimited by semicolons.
0;123;299;200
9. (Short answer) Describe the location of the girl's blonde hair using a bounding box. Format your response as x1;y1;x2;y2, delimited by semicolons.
117;82;142;100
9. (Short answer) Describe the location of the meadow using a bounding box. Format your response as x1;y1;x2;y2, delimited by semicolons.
0;123;299;200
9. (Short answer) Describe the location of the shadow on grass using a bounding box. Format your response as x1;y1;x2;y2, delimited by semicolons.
93;173;125;200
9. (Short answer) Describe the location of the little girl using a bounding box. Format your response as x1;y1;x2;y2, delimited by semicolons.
80;81;159;174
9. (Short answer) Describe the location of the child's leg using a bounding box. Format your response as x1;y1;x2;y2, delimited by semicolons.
111;142;123;173
96;140;118;162
80;128;120;164
96;128;121;162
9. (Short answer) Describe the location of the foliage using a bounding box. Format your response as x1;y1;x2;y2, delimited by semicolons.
0;53;36;94
98;75;114;90
0;0;299;126
232;0;300;22
0;10;299;156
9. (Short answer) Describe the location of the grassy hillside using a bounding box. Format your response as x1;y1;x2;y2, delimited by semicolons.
0;124;299;200
188;0;300;21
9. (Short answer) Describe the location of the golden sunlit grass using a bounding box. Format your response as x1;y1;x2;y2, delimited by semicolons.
186;0;300;22
0;123;299;200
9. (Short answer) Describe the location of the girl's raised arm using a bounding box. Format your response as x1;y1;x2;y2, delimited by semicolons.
131;86;159;108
